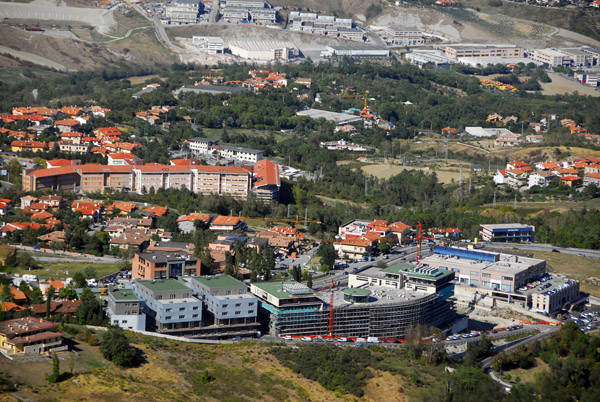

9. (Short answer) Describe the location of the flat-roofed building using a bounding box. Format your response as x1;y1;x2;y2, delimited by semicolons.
530;48;570;67
187;137;219;155
322;45;390;58
132;250;201;280
225;0;264;7
479;223;535;243
444;44;524;59
385;26;425;46
421;246;545;295
77;165;134;193
191;36;225;54
218;145;263;162
132;279;202;333
165;0;202;25
185;275;258;326
531;278;580;313
229;40;298;61
250;267;455;338
106;288;146;331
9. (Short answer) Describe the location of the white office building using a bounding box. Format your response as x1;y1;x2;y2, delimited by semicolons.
192;36;225;54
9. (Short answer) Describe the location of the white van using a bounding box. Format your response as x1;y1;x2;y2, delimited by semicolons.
86;279;97;287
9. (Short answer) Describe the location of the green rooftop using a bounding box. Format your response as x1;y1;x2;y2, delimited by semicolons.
137;279;189;293
381;263;415;275
192;275;244;289
110;289;139;301
342;288;371;297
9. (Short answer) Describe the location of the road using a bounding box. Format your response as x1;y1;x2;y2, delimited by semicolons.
16;245;123;264
208;0;219;24
487;242;600;260
479;324;561;390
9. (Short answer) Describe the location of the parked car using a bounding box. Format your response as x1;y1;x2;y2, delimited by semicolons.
301;337;312;342
337;337;348;343
282;335;293;340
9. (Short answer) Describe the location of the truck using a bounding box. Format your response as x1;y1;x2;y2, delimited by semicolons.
367;337;381;344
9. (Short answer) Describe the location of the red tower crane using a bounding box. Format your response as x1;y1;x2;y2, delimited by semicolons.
415;222;433;265
292;279;336;337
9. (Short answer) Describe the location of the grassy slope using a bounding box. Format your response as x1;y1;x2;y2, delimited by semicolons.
3;335;422;402
8;261;121;281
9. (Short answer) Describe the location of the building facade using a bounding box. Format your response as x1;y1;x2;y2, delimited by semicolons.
132;250;201;280
444;44;524;59
132;280;202;333
106;288;147;331
479;223;535;243
165;0;202;24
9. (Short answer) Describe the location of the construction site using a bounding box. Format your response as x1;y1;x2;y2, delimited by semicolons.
249;262;456;339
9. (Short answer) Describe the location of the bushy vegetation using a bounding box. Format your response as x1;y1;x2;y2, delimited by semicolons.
100;327;142;368
493;322;600;400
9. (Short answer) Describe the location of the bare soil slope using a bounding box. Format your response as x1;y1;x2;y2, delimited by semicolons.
0;25;172;71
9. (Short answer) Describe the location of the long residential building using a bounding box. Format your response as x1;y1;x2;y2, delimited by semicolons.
22;163;252;197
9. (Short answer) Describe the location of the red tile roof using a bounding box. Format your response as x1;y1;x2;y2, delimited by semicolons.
253;159;280;187
54;119;80;126
177;212;212;222
143;206;168;217
211;215;243;226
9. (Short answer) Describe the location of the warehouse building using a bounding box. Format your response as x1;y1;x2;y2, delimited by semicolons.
384;26;425;46
165;0;203;25
228;40;298;61
479;223;535;243
296;108;363;125
321;45;390;58
249;264;455;338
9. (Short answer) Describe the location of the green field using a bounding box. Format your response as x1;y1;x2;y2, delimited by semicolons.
10;260;121;281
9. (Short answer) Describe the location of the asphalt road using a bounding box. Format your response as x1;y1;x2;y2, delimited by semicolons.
487;242;600;260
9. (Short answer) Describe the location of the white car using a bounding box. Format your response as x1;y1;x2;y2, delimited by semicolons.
337;337;348;343
301;336;312;342
282;335;293;340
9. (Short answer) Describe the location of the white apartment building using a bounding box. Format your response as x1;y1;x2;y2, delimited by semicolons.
106;288;147;331
132;279;203;333
185;276;258;326
187;137;219;155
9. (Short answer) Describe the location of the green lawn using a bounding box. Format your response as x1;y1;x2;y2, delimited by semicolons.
10;261;121;281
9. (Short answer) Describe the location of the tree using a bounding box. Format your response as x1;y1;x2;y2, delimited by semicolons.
72;272;87;288
307;273;313;289
46;353;60;383
30;287;43;304
81;266;97;280
75;288;104;325
0;285;12;303
199;247;214;275
58;287;78;301
317;242;336;270
100;327;141;368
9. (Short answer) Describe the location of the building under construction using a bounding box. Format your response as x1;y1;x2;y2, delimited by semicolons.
249;263;455;338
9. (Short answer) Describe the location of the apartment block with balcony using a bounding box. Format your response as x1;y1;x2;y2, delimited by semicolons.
133;250;201;280
132;279;202;333
185;275;258;327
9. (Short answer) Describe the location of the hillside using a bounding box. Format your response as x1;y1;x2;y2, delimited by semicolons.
0;332;433;402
